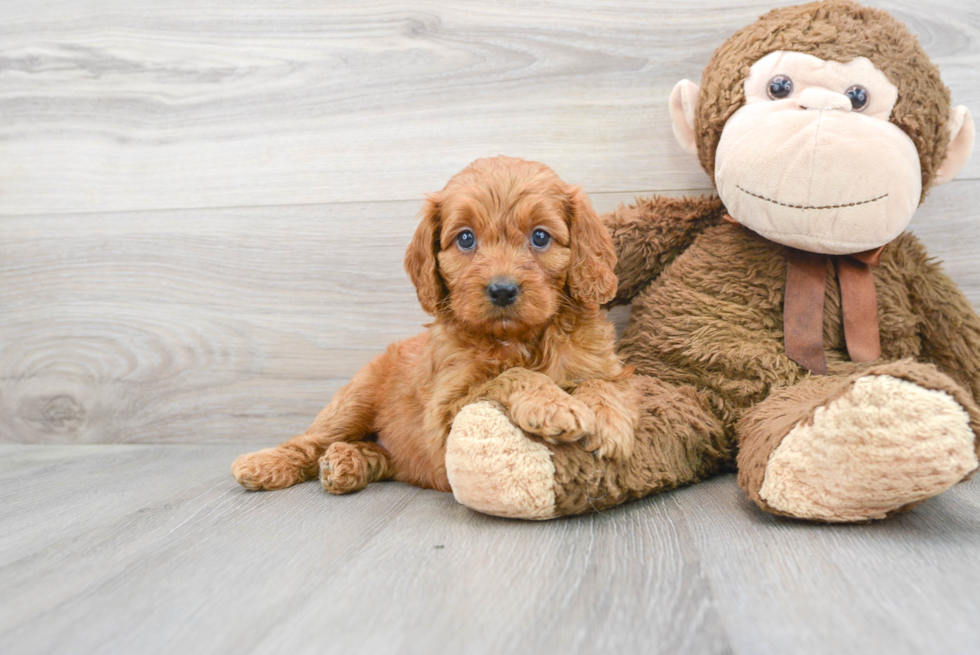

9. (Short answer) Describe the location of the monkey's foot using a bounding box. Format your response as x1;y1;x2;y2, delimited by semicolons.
445;401;559;520
753;374;978;522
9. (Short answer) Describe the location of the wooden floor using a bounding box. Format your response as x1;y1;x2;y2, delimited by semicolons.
3;1;980;653
2;444;980;655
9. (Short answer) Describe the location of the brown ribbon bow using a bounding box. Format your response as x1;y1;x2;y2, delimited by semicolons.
783;245;884;375
722;213;883;375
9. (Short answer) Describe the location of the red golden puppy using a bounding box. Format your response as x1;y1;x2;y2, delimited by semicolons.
232;156;637;495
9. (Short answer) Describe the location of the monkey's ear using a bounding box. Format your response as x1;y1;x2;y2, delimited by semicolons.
565;185;618;306
404;194;445;316
933;105;975;186
669;79;700;157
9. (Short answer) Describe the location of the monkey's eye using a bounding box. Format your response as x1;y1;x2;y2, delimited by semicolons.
845;85;870;112
530;228;551;249
766;75;794;100
456;230;476;251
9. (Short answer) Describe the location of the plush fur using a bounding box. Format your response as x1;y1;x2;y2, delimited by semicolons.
232;156;638;495
448;203;980;519
444;1;980;522
696;0;951;193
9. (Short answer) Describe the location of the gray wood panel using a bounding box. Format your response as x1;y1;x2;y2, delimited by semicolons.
678;476;980;655
2;181;979;445
0;200;432;444
0;191;637;445
1;0;978;215
2;444;979;655
0;444;729;655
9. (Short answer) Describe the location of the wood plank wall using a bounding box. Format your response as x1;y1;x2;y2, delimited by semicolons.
2;0;978;444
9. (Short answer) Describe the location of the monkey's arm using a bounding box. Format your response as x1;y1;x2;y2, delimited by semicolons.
902;236;980;405
604;194;727;305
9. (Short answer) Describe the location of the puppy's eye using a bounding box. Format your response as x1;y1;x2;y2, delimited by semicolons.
767;75;793;100
530;228;551;249
845;84;869;111
456;230;476;251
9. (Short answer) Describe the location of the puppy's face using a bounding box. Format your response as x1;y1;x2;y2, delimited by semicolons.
405;156;617;339
437;173;570;337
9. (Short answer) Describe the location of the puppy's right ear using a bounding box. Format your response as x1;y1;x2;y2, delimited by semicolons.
404;194;445;316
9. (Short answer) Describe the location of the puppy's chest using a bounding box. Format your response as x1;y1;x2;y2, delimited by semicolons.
457;344;533;380
484;341;535;367
442;342;565;389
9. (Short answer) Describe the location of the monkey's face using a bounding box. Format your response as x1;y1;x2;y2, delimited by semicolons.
669;3;975;257
714;51;920;255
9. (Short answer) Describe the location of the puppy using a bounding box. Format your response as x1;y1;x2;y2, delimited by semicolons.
232;156;638;495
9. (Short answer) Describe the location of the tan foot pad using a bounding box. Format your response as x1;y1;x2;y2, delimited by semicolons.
760;375;979;521
445;401;558;520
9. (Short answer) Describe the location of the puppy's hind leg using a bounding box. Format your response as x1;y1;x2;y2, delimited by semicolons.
232;355;387;491
320;441;394;495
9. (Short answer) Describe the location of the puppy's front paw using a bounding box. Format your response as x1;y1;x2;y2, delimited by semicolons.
319;442;369;495
232;448;306;490
583;408;636;461
510;387;596;444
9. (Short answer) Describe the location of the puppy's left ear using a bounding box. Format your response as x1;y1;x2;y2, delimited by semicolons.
565;185;618;306
404;194;446;316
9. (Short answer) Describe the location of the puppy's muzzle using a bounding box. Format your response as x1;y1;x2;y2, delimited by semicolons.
486;277;520;307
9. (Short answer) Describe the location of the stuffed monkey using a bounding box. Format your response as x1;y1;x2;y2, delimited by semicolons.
444;0;980;521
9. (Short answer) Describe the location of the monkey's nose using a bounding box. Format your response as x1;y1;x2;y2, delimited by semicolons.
487;278;520;307
797;88;851;112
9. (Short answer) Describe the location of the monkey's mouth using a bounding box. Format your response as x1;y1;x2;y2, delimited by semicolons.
737;185;889;210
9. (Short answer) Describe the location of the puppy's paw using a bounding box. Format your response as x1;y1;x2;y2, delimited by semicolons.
510;387;596;444
582;408;636;461
320;443;369;495
232;448;306;490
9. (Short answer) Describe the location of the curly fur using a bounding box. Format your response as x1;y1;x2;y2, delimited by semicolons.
232;156;637;495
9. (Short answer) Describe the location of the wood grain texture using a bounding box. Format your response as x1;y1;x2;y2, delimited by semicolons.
2;181;978;445
0;444;729;655
1;0;979;448
0;0;978;215
0;200;431;444
0;192;641;445
2;444;979;655
675;475;980;655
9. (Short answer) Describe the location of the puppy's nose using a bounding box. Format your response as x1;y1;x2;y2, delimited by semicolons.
486;277;520;307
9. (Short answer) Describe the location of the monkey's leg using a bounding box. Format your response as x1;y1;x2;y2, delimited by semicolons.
737;360;980;522
231;355;386;491
319;441;395;495
445;375;728;520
